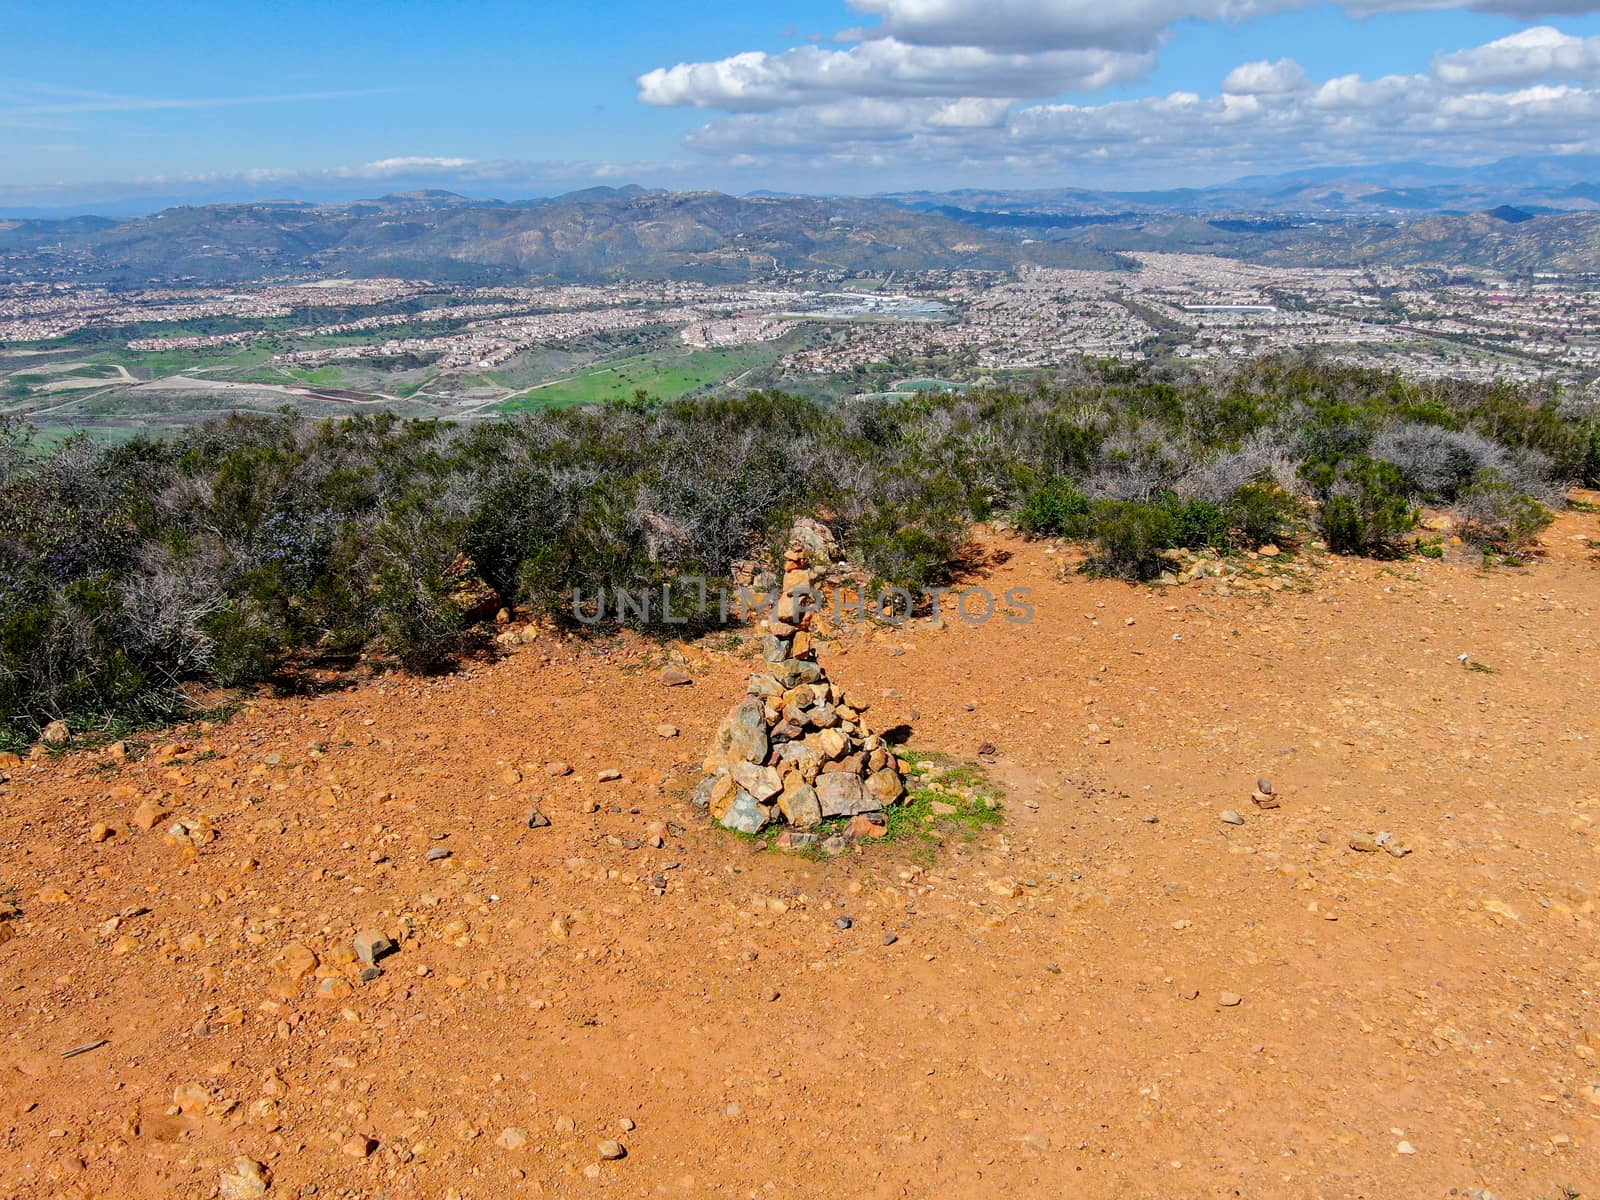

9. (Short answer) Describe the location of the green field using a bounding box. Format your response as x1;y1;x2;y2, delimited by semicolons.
497;343;786;412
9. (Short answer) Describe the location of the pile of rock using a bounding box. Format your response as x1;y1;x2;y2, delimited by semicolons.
693;524;908;840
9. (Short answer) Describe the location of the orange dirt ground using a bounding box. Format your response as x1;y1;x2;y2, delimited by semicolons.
3;511;1599;1200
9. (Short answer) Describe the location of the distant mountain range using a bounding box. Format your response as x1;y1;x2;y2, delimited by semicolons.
0;188;1125;284
881;154;1600;218
4;165;1600;285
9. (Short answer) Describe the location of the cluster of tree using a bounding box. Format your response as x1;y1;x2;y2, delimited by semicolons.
2;353;1594;746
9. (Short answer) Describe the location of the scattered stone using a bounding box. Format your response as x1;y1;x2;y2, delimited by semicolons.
342;1135;377;1158
497;1127;529;1151
882;933;899;946
835;916;853;930
774;830;819;851
425;847;452;862
1251;790;1280;810
526;807;551;829
1220;810;1246;826
597;769;622;783
218;1157;271;1200
1348;836;1380;853
41;719;69;747
597;1139;627;1160
272;942;319;981
656;724;679;738
619;1117;637;1132
659;667;693;687
554;1114;576;1134
353;929;396;967
848;812;889;839
545;761;572;778
132;800;163;832
1257;776;1273;795
89;822;113;843
1218;992;1243;1007
988;877;1022;899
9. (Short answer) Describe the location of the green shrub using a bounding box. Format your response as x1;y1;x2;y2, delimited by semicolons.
1083;500;1180;581
1155;493;1229;550
1226;482;1299;549
0;356;1590;738
1454;471;1552;556
1315;458;1416;556
1014;476;1090;537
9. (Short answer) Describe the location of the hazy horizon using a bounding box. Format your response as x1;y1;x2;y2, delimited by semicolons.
8;0;1600;212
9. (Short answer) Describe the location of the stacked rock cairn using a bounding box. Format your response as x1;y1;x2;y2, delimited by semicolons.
693;521;908;840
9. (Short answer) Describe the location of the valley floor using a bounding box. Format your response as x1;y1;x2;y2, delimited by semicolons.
3;515;1600;1198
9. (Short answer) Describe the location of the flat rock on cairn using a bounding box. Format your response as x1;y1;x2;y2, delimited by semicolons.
694;520;907;836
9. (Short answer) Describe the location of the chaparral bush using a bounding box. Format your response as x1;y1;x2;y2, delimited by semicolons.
0;355;1588;743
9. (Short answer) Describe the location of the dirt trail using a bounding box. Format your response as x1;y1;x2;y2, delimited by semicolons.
2;515;1599;1198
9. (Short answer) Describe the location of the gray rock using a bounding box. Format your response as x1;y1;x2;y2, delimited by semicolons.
1257;776;1273;795
426;847;452;861
720;791;770;835
690;773;720;809
816;772;875;818
807;702;839;729
710;698;768;766
778;784;822;828
526;808;551;829
353;929;396;966
730;762;782;802
1220;810;1246;826
773;658;823;688
747;673;783;699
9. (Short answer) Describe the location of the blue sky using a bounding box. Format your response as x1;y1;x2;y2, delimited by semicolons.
5;0;1600;210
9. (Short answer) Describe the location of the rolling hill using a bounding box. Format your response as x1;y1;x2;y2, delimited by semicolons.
0;188;1128;284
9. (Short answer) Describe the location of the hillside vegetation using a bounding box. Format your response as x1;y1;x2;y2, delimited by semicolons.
2;354;1596;746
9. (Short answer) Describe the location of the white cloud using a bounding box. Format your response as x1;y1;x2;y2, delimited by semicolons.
364;156;475;172
638;39;1153;109
843;0;1287;53
1432;25;1600;86
1222;58;1311;94
678;53;1600;184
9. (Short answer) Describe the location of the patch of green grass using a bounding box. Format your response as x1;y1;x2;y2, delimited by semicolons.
497;344;780;412
3;697;244;758
886;751;1005;854
714;750;1004;859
